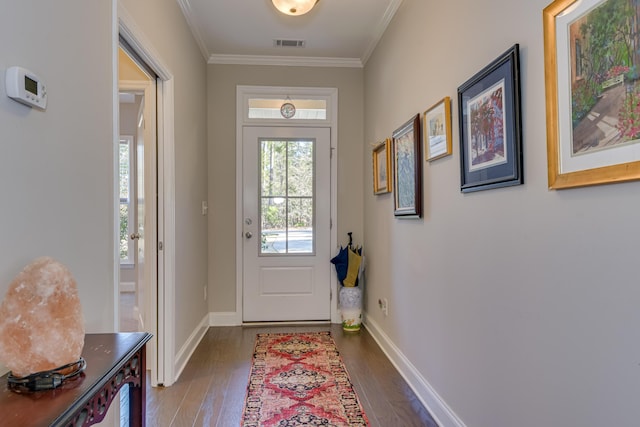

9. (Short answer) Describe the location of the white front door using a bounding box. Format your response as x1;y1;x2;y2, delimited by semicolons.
242;126;332;322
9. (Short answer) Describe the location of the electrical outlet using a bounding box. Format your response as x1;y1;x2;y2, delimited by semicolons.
378;298;389;316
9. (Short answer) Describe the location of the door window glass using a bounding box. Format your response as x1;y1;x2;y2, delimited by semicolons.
260;139;314;254
119;136;134;264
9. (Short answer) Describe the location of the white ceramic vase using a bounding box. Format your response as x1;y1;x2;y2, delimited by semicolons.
339;286;362;331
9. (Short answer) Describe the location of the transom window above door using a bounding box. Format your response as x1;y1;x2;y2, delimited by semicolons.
248;97;327;120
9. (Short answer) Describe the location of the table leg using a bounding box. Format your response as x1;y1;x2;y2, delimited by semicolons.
128;346;146;427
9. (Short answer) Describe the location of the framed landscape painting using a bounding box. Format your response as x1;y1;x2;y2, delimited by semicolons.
392;114;422;218
458;44;523;193
544;0;640;189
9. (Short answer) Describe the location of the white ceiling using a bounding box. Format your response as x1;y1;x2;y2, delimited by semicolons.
177;0;403;67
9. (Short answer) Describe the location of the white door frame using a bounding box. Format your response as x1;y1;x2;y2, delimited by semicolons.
235;85;340;324
115;4;177;386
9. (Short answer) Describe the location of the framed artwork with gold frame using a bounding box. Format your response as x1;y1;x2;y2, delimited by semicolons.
544;0;640;189
373;139;392;194
423;97;453;161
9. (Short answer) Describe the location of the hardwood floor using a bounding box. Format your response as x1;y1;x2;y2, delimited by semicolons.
146;324;438;427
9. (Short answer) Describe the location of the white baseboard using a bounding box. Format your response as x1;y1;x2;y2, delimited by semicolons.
173;313;209;381
363;314;466;427
209;311;242;326
119;282;135;293
207;312;338;327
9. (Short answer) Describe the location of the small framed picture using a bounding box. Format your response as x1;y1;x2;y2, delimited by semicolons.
423;97;453;161
393;114;422;217
458;44;523;193
373;138;392;194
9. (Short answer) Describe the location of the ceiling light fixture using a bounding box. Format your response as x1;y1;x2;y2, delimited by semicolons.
272;0;319;16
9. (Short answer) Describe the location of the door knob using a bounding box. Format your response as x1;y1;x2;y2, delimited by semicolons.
130;233;141;240
245;231;253;239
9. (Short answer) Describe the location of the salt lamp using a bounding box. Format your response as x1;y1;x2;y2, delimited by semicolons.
0;257;85;379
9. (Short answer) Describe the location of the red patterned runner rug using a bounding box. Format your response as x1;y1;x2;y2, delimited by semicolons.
241;331;370;426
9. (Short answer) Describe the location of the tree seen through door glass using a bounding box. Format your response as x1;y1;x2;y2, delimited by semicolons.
260;139;314;254
119;140;132;262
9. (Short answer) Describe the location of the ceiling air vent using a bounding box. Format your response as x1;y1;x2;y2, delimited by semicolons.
274;39;306;48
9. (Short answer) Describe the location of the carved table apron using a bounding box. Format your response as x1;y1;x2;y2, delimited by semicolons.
0;332;152;427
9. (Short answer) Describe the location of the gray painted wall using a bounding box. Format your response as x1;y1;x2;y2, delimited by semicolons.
0;1;114;342
207;64;364;313
120;0;209;356
364;1;640;426
0;0;208;380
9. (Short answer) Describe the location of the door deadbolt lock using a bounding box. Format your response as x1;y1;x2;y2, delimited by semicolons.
245;218;252;225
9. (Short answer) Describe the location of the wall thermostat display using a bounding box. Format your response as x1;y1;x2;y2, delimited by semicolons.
5;66;47;110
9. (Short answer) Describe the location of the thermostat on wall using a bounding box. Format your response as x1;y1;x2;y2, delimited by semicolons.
5;66;47;110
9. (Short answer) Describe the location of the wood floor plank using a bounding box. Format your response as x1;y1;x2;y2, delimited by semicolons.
146;324;437;426
171;375;212;427
146;379;192;427
192;369;229;426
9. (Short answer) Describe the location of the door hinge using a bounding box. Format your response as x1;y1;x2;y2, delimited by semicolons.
330;147;335;159
158;241;163;250
330;218;333;229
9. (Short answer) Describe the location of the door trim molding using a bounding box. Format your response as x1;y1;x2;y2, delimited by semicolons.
235;86;339;324
117;3;177;386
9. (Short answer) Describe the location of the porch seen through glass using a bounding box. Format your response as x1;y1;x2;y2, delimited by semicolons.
260;139;314;254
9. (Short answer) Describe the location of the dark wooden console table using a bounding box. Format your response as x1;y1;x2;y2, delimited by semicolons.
0;332;151;427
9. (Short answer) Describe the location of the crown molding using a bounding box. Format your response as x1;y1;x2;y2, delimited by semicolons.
361;0;404;65
176;0;211;61
208;54;363;68
178;0;403;68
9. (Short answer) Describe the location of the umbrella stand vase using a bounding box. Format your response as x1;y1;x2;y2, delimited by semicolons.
339;285;362;331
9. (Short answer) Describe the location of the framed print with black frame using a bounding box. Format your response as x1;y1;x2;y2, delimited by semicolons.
458;44;523;193
544;0;640;189
392;114;422;217
373;138;392;194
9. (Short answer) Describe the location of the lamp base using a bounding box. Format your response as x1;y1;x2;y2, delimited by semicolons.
8;357;86;392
